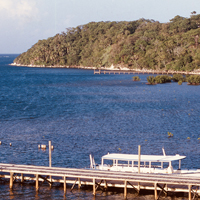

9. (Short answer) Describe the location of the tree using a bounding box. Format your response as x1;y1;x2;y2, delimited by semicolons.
13;14;200;73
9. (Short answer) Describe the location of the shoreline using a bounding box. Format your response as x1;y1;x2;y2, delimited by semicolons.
10;63;200;75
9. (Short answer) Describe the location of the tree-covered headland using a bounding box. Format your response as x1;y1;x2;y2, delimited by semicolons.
14;14;200;72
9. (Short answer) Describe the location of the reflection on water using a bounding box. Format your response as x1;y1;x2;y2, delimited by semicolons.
0;55;199;199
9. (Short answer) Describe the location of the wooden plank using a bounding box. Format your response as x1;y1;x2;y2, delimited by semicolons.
70;178;77;191
4;171;200;185
38;175;52;184
1;162;200;198
127;181;139;193
1;163;200;182
157;184;167;199
1;166;200;186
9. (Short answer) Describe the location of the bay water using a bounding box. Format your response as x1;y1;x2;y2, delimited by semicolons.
0;54;200;199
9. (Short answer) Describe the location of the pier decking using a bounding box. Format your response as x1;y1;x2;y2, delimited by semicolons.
0;163;200;199
93;69;193;75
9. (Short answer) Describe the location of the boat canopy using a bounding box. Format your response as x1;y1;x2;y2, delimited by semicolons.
102;153;186;162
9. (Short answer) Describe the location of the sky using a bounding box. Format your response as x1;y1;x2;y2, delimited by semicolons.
0;0;199;54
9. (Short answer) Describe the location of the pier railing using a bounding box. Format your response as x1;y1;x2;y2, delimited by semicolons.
94;69;195;75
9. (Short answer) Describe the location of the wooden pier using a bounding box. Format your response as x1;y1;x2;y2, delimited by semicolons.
0;163;200;199
94;69;192;75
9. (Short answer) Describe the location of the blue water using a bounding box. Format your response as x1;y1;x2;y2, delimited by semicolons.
0;54;200;199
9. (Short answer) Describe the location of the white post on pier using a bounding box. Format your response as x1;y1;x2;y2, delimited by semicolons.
138;145;141;174
49;141;52;184
49;141;52;168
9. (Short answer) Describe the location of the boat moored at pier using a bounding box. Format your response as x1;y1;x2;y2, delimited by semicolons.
89;148;199;174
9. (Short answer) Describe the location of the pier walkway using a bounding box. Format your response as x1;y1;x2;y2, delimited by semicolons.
93;69;192;75
0;163;200;199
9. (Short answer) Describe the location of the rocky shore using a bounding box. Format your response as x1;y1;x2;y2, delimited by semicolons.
10;62;200;75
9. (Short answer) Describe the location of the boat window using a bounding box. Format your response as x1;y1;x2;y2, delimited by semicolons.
102;159;113;166
114;160;128;166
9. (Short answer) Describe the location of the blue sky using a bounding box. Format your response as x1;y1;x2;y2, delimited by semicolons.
0;0;199;54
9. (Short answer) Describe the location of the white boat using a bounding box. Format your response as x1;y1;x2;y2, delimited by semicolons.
89;149;189;174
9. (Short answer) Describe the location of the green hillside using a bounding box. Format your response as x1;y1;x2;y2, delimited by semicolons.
14;14;200;72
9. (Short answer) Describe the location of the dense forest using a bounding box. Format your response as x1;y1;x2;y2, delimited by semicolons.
14;14;200;72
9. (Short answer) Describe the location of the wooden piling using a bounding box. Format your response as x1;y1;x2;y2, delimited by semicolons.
138;182;140;191
188;185;192;200
36;174;39;191
21;173;24;183
78;178;81;189
104;180;108;190
154;182;158;200
63;176;66;193
10;172;13;189
93;178;96;195
0;162;200;198
124;180;127;199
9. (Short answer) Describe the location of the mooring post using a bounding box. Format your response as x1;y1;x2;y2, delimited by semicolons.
188;184;192;200
49;141;52;168
21;173;24;183
124;180;127;199
154;182;158;200
138;182;140;191
93;178;96;196
36;174;39;191
49;141;52;184
64;176;66;193
10;172;13;189
104;180;108;190
78;178;81;189
138;145;141;174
